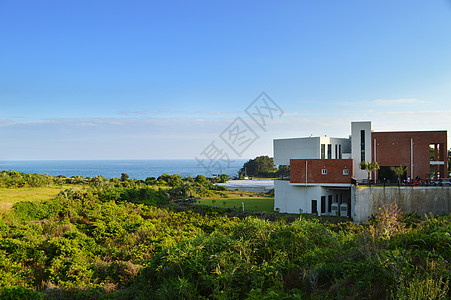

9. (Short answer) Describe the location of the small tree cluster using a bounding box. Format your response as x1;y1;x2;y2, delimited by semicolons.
359;161;380;185
238;156;276;178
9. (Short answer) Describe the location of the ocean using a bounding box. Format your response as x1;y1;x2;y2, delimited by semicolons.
0;159;248;180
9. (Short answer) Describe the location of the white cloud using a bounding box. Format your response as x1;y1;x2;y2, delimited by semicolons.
0;119;15;126
372;98;427;105
1;103;450;161
116;109;241;117
117;110;148;116
340;98;429;109
0;116;240;160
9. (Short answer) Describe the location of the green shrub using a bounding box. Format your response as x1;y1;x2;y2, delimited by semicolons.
0;250;34;290
0;171;53;188
2;178;450;299
0;287;44;300
12;202;40;221
390;259;450;300
95;187;167;206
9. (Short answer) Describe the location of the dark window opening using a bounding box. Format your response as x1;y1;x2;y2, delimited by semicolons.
312;200;318;214
321;196;326;214
360;130;365;163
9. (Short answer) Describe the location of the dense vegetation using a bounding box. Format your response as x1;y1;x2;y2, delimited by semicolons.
0;170;228;199
238;156;289;178
0;171;450;299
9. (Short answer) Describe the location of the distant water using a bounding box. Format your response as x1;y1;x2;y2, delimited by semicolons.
0;160;247;180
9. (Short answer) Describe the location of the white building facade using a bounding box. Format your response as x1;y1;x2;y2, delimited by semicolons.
273;121;449;220
273;122;375;217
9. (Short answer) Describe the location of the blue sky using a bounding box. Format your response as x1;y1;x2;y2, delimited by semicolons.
1;0;450;160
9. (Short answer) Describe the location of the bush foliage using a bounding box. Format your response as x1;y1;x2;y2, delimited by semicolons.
0;172;450;299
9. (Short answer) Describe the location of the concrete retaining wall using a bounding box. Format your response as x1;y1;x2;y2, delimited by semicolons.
353;186;451;222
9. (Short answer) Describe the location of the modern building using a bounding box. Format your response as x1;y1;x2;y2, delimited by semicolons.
273;121;448;217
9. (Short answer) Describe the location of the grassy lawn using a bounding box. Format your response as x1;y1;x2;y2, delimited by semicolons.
198;196;275;212
0;185;71;213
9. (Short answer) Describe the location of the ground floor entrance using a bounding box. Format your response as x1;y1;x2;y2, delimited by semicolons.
274;181;352;217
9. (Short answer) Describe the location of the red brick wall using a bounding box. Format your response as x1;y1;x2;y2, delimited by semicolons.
372;131;448;180
290;159;353;184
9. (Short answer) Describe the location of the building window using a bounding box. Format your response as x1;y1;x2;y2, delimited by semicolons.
321;196;326;214
321;169;327;175
327;144;332;159
343;169;349;175
335;144;338;159
339;144;342;159
321;144;325;159
360;130;365;163
312;200;318;214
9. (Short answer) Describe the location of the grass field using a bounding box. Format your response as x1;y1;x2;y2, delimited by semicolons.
198;196;275;212
0;185;275;214
0;185;70;213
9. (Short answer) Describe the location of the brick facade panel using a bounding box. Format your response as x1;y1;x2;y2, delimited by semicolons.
372;131;448;180
290;159;353;184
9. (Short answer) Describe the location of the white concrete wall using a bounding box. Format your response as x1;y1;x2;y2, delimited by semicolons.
274;183;451;222
273;137;320;165
319;137;330;159
274;181;353;216
274;180;323;214
329;137;352;159
353;186;451;222
274;136;352;165
351;121;372;180
342;153;352;159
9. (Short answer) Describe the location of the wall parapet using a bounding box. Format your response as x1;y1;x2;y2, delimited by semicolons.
352;186;451;222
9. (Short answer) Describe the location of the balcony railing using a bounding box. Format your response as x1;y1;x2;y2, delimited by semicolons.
356;179;444;187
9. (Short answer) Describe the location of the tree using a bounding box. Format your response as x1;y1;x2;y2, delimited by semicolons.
277;165;290;179
212;174;229;183
239;156;276;178
390;165;407;186
90;175;107;188
145;177;156;185
194;175;207;183
157;174;182;187
182;176;194;183
359;161;380;186
120;173;129;182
